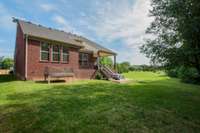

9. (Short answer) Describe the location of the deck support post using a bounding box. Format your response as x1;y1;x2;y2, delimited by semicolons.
97;51;100;70
114;55;117;72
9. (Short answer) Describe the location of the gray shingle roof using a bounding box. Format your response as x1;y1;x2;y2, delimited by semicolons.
78;36;116;55
15;19;116;55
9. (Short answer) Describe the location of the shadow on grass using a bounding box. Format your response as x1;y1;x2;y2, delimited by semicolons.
1;80;200;132
0;74;17;83
35;80;67;84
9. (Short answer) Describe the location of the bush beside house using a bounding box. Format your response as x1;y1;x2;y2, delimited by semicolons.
167;66;200;84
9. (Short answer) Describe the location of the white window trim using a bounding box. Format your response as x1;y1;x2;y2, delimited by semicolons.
40;42;50;61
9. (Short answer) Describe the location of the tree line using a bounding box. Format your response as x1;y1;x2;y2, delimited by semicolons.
140;0;200;84
99;57;161;74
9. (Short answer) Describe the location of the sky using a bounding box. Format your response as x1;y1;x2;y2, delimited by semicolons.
0;0;153;65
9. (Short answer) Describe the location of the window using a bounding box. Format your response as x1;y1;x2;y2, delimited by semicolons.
52;45;60;62
79;53;89;66
40;42;50;61
62;46;69;63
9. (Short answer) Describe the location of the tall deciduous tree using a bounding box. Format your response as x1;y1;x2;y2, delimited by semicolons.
141;0;200;74
99;57;113;68
117;62;131;73
0;56;4;69
1;58;14;69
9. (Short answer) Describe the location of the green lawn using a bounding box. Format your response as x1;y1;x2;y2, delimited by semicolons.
0;72;200;133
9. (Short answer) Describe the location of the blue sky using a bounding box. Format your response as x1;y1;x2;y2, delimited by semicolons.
0;0;153;65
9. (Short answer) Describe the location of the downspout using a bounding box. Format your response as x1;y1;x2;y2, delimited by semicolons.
25;34;28;80
13;28;18;75
13;18;18;76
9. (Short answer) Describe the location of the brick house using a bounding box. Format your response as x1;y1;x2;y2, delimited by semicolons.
13;19;117;81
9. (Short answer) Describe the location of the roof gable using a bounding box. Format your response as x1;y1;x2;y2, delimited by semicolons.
14;19;116;55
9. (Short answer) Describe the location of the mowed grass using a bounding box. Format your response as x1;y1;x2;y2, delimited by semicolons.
0;72;200;133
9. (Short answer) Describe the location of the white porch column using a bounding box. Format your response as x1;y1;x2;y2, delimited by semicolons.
114;55;117;72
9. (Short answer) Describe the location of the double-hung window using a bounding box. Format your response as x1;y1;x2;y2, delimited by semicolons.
62;46;69;63
79;53;89;66
40;42;50;61
52;45;60;62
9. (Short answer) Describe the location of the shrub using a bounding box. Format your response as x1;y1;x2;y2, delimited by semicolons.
117;62;130;74
95;71;104;80
167;66;200;84
129;66;136;71
178;66;200;84
9;70;14;75
166;68;179;78
129;65;163;72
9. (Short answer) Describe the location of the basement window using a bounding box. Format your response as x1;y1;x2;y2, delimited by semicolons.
40;42;50;61
52;45;60;62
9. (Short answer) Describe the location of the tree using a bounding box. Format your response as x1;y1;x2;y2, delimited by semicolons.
141;0;200;75
1;58;14;69
99;57;113;68
0;56;4;69
117;62;131;73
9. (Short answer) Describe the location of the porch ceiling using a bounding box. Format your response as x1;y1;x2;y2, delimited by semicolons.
98;51;116;57
80;41;116;57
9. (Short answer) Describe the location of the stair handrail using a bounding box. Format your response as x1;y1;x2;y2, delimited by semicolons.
99;64;124;80
104;65;116;75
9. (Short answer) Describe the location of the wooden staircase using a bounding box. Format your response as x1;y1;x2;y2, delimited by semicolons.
91;65;124;80
99;65;124;80
99;66;112;79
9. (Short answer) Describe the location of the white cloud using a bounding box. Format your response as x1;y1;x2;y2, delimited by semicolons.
39;0;153;65
40;4;56;12
52;15;84;36
87;0;153;64
52;15;73;31
53;15;66;25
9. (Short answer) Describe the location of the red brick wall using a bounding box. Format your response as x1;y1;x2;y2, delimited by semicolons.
26;39;96;80
76;69;96;79
14;24;26;80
